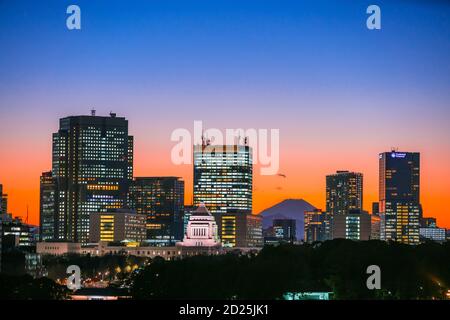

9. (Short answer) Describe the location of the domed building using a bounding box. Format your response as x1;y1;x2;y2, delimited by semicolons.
177;203;221;247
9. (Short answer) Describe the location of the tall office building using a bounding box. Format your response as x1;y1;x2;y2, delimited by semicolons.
379;151;420;244
193;143;252;215
0;185;7;270
39;171;57;241
326;171;363;216
0;184;7;215
129;177;184;246
46;112;133;243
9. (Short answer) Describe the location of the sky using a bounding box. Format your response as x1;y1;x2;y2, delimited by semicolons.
0;0;449;227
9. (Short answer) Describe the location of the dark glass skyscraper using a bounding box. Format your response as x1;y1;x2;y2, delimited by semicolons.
379;151;420;244
47;112;133;243
129;177;184;246
39;171;57;241
326;171;363;216
193;143;252;215
0;184;7;216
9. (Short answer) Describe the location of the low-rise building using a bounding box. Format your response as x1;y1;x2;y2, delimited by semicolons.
332;209;371;241
419;227;446;242
218;210;263;248
177;203;221;247
36;241;227;260
89;209;146;244
370;213;381;240
304;209;331;243
36;242;82;255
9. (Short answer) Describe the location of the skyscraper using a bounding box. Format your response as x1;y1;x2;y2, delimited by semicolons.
379;151;420;244
326;171;363;216
39;171;57;241
193;143;252;216
129;177;184;246
0;184;7;216
48;112;133;243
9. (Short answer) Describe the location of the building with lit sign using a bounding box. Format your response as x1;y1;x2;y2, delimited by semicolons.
379;151;420;244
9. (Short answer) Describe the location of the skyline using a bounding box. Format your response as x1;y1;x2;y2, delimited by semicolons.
1;0;450;227
1;111;447;228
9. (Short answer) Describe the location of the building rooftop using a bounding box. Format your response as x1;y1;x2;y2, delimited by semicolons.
193;203;212;216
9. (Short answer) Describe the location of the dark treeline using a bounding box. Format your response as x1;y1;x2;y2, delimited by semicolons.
131;240;450;300
0;274;68;300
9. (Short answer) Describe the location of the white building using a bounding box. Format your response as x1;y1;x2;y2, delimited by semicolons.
36;242;82;255
419;227;446;242
177;203;221;247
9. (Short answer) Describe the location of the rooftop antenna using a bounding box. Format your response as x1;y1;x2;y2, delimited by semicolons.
26;204;29;224
91;108;96;116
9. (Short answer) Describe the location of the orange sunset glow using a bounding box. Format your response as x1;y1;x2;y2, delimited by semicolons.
1;124;449;229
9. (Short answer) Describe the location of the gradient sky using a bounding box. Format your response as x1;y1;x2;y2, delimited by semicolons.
0;0;449;227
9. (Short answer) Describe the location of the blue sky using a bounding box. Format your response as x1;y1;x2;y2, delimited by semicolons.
0;0;450;224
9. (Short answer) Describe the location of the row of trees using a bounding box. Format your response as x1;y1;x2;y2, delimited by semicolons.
1;240;449;299
131;240;450;300
0;274;68;300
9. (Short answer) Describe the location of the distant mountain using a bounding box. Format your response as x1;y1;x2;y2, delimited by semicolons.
259;199;316;240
